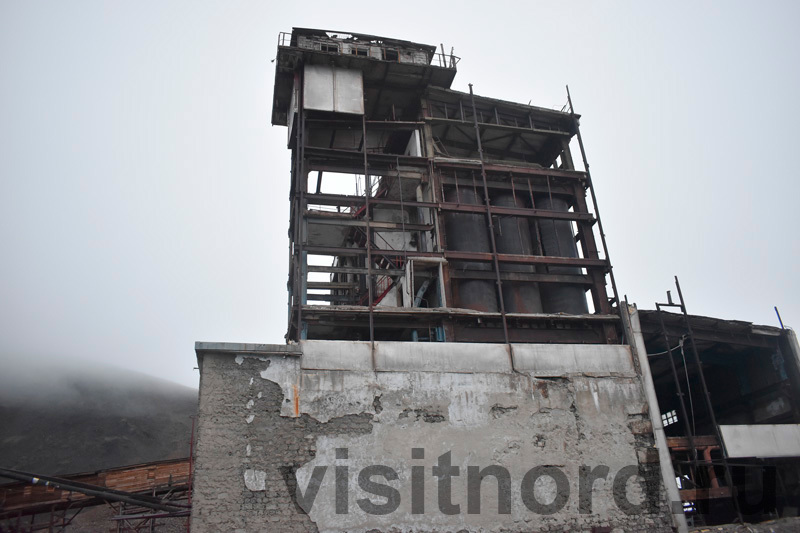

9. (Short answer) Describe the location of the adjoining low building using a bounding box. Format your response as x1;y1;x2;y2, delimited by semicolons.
634;308;800;527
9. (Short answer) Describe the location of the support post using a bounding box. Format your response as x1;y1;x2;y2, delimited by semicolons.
674;276;743;523
362;116;375;358
566;86;622;337
468;84;510;347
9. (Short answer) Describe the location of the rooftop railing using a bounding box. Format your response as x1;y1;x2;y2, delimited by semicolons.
278;32;459;69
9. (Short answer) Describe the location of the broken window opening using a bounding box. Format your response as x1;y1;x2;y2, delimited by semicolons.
307;171;369;198
662;409;678;427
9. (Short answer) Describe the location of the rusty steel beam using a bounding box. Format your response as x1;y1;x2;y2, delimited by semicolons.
300;304;620;321
440;174;574;196
307;265;404;276
450;269;592;285
678;487;731;501
303;244;609;268
306;193;435;209
434;158;586;181
304;119;425;130
306;294;357;303
427;116;570;138
639;320;777;349
306;194;592;222
305;214;433;232
304;146;429;166
306;281;358;290
438;202;594;222
667;435;719;450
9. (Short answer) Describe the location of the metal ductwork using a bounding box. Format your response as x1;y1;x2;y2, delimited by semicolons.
533;195;589;314
492;192;543;314
443;187;498;312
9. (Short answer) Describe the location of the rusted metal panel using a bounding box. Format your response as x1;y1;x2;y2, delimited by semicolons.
678;487;731;501
667;435;719;449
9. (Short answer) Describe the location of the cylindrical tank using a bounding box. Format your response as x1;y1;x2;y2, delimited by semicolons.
532;195;589;314
443;187;498;312
492;192;542;313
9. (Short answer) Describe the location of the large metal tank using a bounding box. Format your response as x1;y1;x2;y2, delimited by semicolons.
532;195;589;314
492;193;543;313
443;187;498;312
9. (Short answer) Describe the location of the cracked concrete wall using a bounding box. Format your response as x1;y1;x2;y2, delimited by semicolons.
191;343;674;532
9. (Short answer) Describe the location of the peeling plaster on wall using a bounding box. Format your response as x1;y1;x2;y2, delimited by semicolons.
192;348;673;532
243;469;267;491
195;353;376;532
235;354;269;366
260;357;379;423
291;370;657;532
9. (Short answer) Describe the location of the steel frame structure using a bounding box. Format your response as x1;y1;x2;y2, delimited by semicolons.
273;28;621;345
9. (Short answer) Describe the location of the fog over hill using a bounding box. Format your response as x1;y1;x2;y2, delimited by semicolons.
0;356;197;477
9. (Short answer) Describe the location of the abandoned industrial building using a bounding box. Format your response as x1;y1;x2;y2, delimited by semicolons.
2;27;799;533
183;28;800;532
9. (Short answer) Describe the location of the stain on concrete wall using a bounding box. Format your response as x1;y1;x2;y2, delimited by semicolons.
191;345;674;532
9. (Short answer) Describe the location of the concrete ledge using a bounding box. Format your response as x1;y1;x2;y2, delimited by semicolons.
300;340;373;371
199;340;636;376
194;342;301;356
374;341;512;373
511;344;634;376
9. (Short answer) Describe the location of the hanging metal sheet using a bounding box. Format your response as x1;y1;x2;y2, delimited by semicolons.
303;64;364;115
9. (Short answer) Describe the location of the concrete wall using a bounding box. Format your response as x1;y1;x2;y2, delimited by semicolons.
191;341;675;532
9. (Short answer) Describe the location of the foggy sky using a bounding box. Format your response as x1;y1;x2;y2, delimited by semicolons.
1;1;798;389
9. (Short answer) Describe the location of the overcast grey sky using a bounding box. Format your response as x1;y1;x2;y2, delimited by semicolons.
1;1;798;389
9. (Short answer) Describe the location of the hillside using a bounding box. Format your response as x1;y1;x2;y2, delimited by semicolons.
0;359;197;477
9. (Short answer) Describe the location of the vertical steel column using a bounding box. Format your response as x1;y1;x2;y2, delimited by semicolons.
468;84;509;346
655;305;700;478
294;69;307;340
566;87;621;325
674;276;743;523
362;116;375;350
